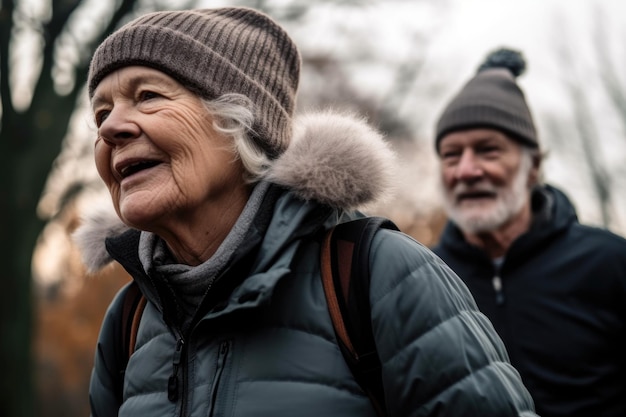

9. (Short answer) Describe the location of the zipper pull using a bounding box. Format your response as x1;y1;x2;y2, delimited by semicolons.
492;275;505;305
168;337;185;402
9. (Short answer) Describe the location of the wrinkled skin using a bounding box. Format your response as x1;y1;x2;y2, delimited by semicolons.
438;128;539;256
92;66;251;265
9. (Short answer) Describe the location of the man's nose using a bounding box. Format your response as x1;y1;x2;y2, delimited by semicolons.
454;150;483;181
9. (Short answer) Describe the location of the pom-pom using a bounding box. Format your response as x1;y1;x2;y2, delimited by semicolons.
477;47;526;77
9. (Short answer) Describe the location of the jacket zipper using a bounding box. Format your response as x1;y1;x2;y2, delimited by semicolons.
492;275;505;305
491;257;506;306
168;332;186;409
208;341;231;417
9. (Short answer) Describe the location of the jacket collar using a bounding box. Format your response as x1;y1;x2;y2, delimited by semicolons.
106;185;336;322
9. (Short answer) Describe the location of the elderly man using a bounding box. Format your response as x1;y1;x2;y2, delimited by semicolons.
431;48;626;417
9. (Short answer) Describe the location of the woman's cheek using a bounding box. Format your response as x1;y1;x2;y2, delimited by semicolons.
94;141;114;185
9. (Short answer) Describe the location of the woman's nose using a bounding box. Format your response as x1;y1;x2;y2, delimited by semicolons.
98;106;141;145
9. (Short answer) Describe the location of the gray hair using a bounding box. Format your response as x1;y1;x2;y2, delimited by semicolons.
522;143;545;186
201;94;271;182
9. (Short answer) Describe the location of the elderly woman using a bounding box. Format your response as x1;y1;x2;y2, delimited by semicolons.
75;7;537;417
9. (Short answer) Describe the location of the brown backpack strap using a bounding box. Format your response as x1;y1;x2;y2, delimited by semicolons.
120;282;142;360
320;217;398;417
321;227;357;357
117;281;147;402
127;293;147;358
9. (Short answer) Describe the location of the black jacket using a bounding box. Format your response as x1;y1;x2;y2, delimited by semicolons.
433;184;626;417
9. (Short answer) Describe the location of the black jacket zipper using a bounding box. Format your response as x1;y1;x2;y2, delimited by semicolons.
492;260;505;306
165;325;191;417
492;275;505;305
208;341;231;417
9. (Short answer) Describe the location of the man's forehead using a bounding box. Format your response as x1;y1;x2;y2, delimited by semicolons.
440;128;512;146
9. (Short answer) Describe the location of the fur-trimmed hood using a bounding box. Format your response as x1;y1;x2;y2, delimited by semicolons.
73;110;397;273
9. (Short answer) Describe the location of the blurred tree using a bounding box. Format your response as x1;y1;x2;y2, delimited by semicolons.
593;7;626;135
545;5;626;231
0;0;184;414
35;226;132;417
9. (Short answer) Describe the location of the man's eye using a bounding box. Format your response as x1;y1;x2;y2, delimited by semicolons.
478;146;499;154
441;151;460;159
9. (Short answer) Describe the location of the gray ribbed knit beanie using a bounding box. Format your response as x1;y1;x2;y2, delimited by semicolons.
88;7;301;159
435;47;538;152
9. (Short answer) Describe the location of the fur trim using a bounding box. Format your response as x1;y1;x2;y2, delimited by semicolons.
72;203;129;274
73;110;397;272
265;110;397;210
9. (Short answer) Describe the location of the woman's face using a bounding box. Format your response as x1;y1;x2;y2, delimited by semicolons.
91;66;248;233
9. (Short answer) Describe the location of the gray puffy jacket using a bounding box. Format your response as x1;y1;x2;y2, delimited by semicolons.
76;111;537;417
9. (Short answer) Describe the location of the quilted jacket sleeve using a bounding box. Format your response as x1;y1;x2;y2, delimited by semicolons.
89;282;133;417
368;230;537;417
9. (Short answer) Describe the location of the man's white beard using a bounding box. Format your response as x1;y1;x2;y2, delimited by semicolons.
442;153;532;234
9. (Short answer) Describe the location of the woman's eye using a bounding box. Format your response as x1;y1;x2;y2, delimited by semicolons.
139;90;160;101
94;110;110;126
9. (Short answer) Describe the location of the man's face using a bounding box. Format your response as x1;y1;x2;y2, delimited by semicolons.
438;128;536;234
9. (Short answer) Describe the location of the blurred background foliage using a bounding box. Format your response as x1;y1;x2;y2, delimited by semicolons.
1;0;625;416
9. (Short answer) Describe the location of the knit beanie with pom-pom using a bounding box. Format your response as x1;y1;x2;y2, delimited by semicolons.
435;47;538;151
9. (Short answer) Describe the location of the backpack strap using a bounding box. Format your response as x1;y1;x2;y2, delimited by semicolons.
320;216;399;417
117;281;147;402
